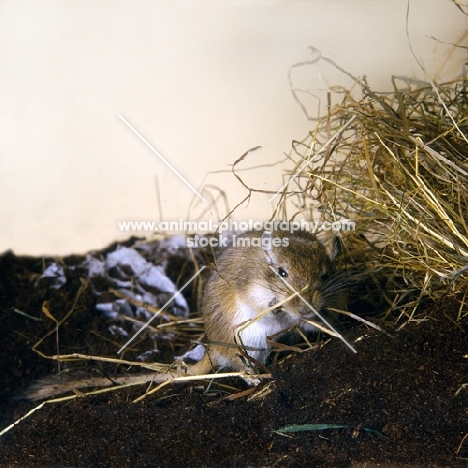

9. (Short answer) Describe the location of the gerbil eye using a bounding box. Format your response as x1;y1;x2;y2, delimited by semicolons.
321;272;330;282
278;267;288;278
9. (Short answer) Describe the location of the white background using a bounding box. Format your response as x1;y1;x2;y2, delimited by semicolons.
1;0;466;255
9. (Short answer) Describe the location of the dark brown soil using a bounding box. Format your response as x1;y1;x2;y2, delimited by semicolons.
0;245;467;468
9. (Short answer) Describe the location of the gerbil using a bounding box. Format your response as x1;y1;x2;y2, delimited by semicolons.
24;229;343;401
196;229;342;373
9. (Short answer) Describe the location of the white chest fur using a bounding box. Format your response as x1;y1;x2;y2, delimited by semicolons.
232;284;298;362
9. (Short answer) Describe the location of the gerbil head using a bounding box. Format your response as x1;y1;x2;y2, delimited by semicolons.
260;230;341;319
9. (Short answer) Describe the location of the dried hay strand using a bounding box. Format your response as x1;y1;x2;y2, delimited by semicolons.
275;75;468;323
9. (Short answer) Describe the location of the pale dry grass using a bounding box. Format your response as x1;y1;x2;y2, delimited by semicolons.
273;75;468;323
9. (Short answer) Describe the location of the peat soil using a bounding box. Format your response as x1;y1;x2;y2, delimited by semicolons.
0;245;467;468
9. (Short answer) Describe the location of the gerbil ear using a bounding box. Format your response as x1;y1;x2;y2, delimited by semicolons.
262;231;277;265
327;236;341;261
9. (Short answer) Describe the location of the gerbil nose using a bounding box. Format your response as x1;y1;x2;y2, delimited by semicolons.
320;272;330;283
297;289;322;315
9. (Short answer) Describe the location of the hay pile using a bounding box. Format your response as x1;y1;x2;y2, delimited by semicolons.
275;75;468;322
